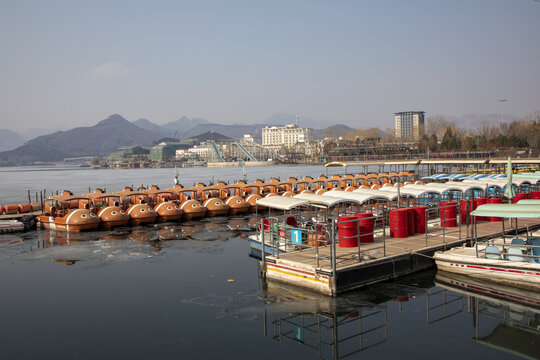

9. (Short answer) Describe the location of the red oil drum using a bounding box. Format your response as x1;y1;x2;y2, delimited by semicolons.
356;212;374;243
389;208;408;238
530;191;540;199
473;198;487;221
513;193;529;203
338;215;358;247
486;198;502;221
412;206;428;234
440;202;457;227
406;208;415;236
459;200;470;224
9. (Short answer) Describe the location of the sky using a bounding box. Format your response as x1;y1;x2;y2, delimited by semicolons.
0;0;539;132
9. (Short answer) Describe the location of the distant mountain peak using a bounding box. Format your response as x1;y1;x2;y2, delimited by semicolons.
96;114;130;126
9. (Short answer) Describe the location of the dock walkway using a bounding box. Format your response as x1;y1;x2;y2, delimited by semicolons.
262;219;540;296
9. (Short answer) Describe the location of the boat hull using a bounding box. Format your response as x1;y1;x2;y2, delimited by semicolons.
434;247;540;290
97;206;130;229
179;200;206;219
203;198;229;217
38;209;100;232
225;196;250;215
154;201;182;222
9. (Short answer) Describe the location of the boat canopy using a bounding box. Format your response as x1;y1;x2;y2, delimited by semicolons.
352;188;399;200
293;193;360;207
443;181;485;192
517;199;540;205
45;194;91;202
471;204;540;218
402;183;460;195
255;196;308;211
85;192;121;199
323;190;392;203
376;186;432;198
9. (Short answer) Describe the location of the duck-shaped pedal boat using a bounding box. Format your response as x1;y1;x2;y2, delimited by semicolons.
143;186;183;222
167;185;207;220
85;189;129;229
38;194;99;231
239;183;268;212
199;186;229;217
218;184;250;215
114;187;157;225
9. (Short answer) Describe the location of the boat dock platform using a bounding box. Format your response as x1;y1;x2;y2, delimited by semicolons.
260;213;540;296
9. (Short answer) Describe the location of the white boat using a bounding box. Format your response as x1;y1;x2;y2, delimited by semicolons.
0;220;24;233
434;203;540;289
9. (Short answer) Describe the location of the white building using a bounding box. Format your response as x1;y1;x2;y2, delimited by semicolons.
262;124;313;151
176;145;209;159
394;111;425;140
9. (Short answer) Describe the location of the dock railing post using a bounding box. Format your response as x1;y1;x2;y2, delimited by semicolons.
260;218;266;265
442;203;446;248
357;217;361;262
331;217;337;295
458;202;462;240
382;210;386;257
425;207;428;247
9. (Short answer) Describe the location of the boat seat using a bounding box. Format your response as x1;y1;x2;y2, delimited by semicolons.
530;238;540;264
511;238;525;246
485;245;502;260
506;247;525;262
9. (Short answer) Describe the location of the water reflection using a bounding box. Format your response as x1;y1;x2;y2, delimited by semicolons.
1;215;257;265
435;272;540;359
259;270;540;359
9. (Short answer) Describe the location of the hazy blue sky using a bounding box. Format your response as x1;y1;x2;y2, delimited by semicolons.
1;0;539;131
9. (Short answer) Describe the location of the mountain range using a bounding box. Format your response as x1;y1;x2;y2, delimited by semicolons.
0;112;522;165
0;115;161;165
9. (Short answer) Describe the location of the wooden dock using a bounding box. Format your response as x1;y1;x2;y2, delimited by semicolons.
262;219;540;296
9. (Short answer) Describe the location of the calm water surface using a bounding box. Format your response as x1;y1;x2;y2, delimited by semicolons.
0;166;537;359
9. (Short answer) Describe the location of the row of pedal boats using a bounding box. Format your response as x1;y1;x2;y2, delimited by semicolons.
38;172;418;232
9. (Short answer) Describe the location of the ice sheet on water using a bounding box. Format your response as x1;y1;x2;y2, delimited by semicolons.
0;217;257;264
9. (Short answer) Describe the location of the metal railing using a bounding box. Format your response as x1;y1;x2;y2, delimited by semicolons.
259;202;473;277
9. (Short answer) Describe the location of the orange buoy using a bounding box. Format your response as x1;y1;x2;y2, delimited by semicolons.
31;202;42;211
0;205;4;215
4;204;18;214
17;203;33;214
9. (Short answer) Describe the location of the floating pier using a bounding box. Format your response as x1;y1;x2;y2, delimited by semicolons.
259;211;540;296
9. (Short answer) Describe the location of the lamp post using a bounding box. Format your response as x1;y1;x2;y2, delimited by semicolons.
498;99;507;127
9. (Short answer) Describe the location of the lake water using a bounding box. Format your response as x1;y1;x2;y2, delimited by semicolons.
0;165;538;359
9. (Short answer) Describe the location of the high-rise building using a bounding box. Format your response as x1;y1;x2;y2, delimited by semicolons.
262;124;313;151
394;111;425;140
